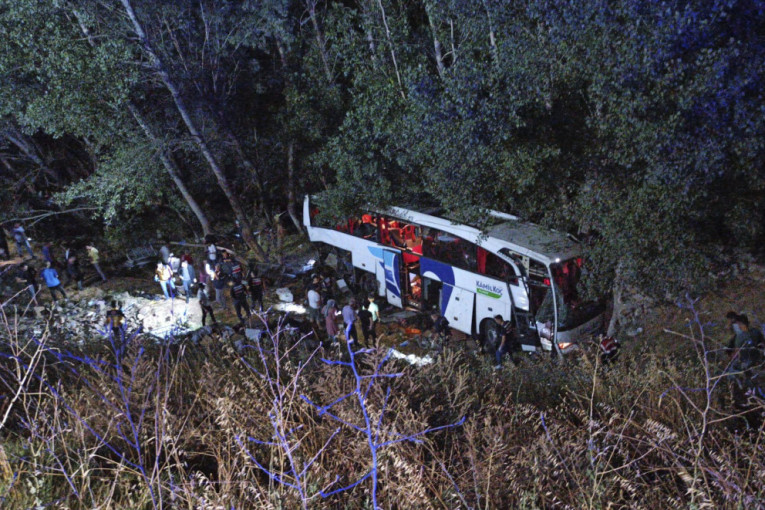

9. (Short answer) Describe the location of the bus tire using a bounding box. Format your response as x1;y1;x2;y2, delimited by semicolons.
480;318;500;352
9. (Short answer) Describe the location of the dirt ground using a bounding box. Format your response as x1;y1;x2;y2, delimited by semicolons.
622;265;765;357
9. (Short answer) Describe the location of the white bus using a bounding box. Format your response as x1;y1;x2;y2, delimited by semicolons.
303;196;604;354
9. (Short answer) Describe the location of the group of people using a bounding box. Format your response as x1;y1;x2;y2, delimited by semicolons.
319;293;381;348
155;241;268;327
2;223;106;305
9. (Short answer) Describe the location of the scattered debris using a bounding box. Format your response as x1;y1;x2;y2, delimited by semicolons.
276;288;294;302
388;348;434;367
124;244;158;268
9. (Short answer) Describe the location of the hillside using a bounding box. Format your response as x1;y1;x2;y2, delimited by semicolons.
1;256;764;508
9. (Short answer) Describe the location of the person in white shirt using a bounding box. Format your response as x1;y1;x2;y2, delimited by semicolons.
306;284;322;326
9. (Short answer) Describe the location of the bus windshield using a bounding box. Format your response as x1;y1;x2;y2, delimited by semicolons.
535;258;594;328
550;258;583;305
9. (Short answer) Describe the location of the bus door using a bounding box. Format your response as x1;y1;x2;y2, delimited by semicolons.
443;285;475;334
402;257;422;309
379;249;403;308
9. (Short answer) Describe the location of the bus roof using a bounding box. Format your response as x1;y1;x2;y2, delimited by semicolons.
384;204;581;265
486;221;581;263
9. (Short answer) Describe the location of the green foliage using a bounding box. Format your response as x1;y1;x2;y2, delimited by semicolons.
312;0;765;297
59;141;174;225
0;0;136;139
1;0;764;298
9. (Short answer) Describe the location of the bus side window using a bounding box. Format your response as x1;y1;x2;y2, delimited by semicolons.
482;249;517;283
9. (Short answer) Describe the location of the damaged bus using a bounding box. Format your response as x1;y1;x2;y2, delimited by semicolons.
303;196;604;355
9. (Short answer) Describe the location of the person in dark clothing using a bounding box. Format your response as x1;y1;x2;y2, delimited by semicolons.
42;242;57;266
179;260;196;303
430;312;451;342
342;298;359;346
0;226;10;260
12;223;35;259
105;301;125;339
729;312;765;350
246;265;266;312
230;280;250;323
725;312;763;372
494;315;517;368
230;257;244;282
213;264;227;308
197;284;217;326
358;305;373;347
17;263;39;305
218;251;234;281
66;255;83;290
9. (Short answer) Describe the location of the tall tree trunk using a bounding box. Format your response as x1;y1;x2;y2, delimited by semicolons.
375;0;405;99
119;0;267;260
128;103;212;237
217;119;270;223
286;140;304;234
607;259;626;337
305;0;333;84
424;3;445;77
481;0;499;70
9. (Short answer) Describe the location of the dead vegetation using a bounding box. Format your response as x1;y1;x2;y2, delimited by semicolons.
1;287;765;508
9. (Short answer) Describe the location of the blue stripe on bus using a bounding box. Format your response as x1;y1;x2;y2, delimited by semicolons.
420;257;455;315
383;250;401;298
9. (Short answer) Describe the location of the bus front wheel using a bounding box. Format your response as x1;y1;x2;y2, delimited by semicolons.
479;318;500;353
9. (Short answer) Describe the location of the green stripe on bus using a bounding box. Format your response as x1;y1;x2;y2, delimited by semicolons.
476;288;501;299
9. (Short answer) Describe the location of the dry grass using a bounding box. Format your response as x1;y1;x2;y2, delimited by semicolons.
1;299;764;509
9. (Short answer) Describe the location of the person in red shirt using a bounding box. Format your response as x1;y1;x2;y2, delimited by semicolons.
599;336;620;364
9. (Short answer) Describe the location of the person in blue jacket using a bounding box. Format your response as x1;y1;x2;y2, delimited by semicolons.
41;261;67;302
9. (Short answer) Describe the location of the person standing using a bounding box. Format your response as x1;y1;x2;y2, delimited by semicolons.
105;301;125;340
179;260;196;303
168;252;181;274
306;284;322;327
85;245;107;282
246;265;266;312
41;262;67;303
230;279;250;323
12;223;35;259
41;242;56;266
430;312;451;342
230;256;244;282
159;243;170;265
342;298;359;346
0;225;10;259
725;312;762;373
154;261;176;299
204;258;216;294
197;284;217;326
206;240;218;263
358;305;373;347
213;263;227;309
218;251;234;281
17;262;39;305
324;299;340;343
493;315;517;369
66;255;84;290
366;294;380;343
